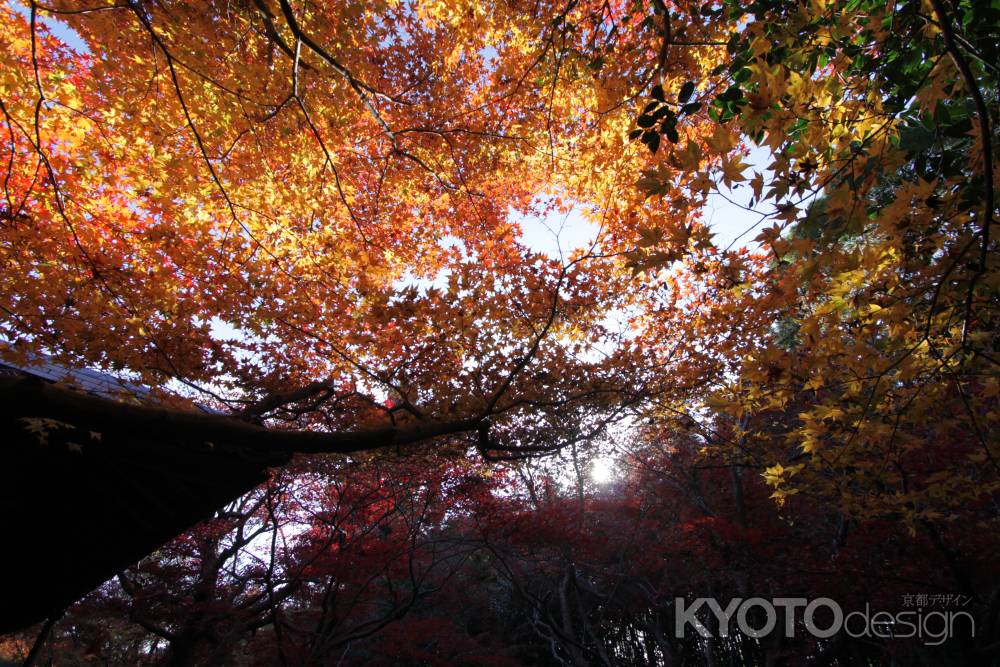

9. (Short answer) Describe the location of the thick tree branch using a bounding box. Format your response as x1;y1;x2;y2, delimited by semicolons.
1;376;482;455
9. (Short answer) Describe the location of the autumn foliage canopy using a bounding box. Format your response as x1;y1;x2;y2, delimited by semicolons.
0;0;998;663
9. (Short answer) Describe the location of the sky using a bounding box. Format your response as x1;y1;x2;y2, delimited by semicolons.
516;144;772;260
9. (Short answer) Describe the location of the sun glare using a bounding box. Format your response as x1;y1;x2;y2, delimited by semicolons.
591;457;614;484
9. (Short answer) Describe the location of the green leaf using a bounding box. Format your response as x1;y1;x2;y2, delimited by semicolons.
678;81;695;103
642;130;660;154
680;102;702;116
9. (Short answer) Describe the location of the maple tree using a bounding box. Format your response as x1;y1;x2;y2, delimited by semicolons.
10;418;995;665
0;0;704;631
1;0;999;662
620;0;999;519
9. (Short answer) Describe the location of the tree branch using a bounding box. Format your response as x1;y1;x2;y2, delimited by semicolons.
1;376;481;455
